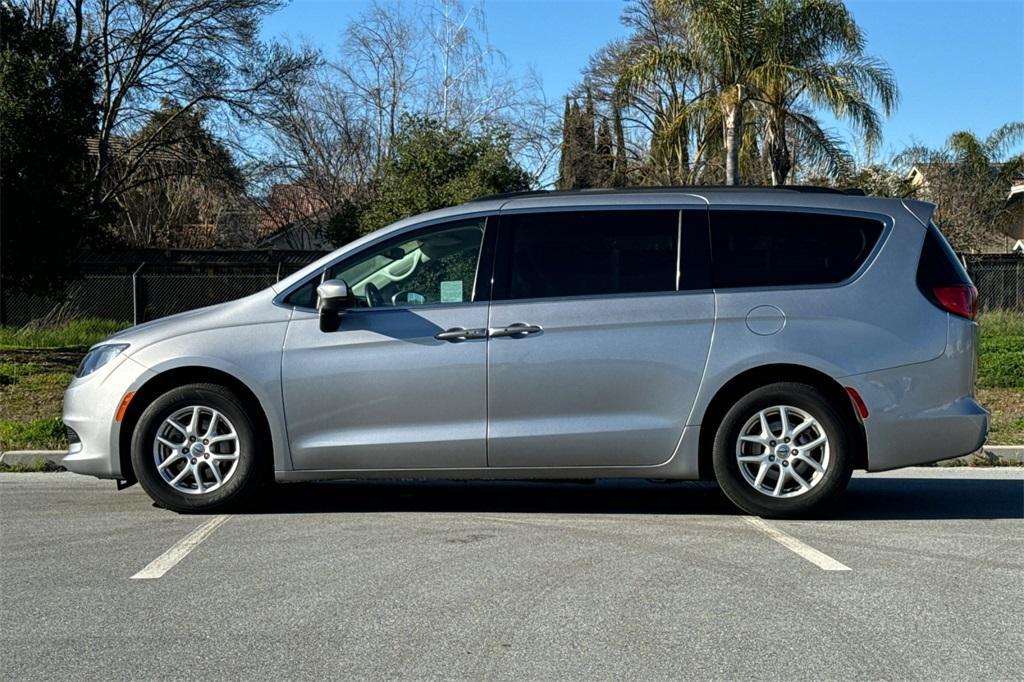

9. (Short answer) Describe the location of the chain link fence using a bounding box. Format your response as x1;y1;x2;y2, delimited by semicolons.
965;257;1024;313
0;273;286;327
1;251;1021;327
0;249;325;327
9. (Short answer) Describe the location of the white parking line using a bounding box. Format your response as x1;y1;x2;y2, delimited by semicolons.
130;515;231;580
743;516;851;571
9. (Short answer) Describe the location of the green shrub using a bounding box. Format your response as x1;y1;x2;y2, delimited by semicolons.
0;318;128;350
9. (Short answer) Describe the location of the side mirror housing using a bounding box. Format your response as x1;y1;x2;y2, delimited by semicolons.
317;279;353;332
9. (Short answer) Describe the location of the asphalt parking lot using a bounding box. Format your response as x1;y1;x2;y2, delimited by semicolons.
1;469;1022;680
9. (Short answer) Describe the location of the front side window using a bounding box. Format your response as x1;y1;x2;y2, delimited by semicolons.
709;210;884;289
496;210;679;300
285;218;486;309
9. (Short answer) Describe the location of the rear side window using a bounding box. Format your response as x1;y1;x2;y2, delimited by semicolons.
916;222;971;289
709;210;884;288
495;210;679;300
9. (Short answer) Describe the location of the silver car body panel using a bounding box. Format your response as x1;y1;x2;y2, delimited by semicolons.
282;304;489;470
61;190;987;482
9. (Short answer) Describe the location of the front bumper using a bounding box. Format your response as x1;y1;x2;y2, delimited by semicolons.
61;356;154;479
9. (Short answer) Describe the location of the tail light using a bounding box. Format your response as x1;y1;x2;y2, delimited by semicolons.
932;284;978;320
916;223;978;320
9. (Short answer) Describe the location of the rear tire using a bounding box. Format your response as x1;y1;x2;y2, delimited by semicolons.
712;382;852;518
131;383;265;513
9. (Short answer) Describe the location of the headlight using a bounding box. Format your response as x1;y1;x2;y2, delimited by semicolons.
75;344;130;378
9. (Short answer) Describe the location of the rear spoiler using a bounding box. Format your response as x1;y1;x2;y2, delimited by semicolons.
901;199;936;227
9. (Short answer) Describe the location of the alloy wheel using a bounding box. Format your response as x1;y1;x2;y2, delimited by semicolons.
735;405;830;498
152;405;241;495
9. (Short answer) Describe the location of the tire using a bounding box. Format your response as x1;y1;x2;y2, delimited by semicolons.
712;382;853;518
131;383;265;513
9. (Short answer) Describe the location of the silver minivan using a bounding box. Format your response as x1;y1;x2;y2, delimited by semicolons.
62;188;988;516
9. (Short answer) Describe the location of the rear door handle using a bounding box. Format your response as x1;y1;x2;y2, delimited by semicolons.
490;323;543;338
434;327;488;342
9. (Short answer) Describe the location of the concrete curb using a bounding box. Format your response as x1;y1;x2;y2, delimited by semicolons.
0;450;66;467
939;445;1024;467
1;447;1022;469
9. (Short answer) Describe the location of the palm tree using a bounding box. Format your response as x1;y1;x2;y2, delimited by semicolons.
620;0;898;185
751;0;898;184
898;123;1024;251
946;123;1024;173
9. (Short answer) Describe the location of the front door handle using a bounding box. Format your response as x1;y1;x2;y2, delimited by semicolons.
490;323;543;338
434;327;488;342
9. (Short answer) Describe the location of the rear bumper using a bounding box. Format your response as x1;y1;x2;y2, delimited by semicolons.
844;358;988;471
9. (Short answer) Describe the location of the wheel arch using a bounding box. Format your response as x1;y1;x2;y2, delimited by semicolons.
118;366;275;484
696;363;867;479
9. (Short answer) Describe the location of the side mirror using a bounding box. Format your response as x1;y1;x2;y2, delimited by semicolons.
316;279;353;332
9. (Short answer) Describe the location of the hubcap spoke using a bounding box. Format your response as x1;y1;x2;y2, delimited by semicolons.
170;466;191;485
791;418;816;439
157;452;184;470
795;453;823;473
801;434;827;451
778;406;790;438
789;466;811;492
773;467;788;496
753;462;770;488
166;420;188;436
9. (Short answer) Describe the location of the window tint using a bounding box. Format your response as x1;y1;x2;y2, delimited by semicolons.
497;210;679;300
916;221;971;289
710;210;883;288
284;218;486;309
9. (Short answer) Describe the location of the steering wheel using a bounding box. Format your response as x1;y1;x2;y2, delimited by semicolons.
364;282;385;308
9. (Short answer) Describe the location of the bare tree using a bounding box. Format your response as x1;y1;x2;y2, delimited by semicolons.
248;60;377;246
25;0;312;214
335;2;424;167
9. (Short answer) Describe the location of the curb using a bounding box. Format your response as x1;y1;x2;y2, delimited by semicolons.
0;450;66;467
938;445;1024;467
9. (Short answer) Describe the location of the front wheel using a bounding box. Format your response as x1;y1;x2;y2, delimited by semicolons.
712;382;853;518
131;383;265;513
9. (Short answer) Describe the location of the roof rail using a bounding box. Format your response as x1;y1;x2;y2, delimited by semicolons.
469;185;866;202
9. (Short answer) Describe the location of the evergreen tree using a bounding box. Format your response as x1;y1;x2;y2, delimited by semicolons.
612;103;628;186
557;97;576;190
0;3;99;294
595;118;615;187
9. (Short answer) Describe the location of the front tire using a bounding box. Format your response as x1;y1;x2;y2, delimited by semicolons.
131;383;264;513
712;382;853;518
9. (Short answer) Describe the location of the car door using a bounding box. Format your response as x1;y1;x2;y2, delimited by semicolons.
281;217;494;471
486;206;715;468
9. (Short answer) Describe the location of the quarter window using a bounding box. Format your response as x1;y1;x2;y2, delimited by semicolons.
709;210;883;288
497;210;679;300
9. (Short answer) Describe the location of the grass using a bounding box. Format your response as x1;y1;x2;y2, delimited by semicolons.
0;416;66;451
0;318;128;350
0;314;1021;459
977;312;1024;390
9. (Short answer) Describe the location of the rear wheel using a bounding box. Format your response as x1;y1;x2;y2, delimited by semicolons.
131;383;264;513
712;382;853;517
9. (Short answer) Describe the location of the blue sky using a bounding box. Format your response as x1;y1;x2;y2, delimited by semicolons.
262;0;1024;160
